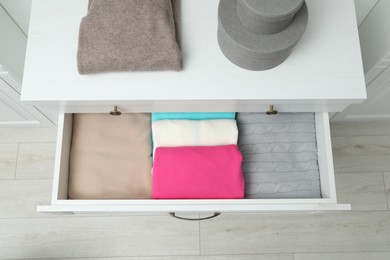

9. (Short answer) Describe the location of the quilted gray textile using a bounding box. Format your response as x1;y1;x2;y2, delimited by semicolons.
237;113;321;198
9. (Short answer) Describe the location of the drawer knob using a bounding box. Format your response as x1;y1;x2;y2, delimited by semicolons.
266;105;278;115
109;106;122;116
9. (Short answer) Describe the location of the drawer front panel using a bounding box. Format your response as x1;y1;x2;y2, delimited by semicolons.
51;102;349;114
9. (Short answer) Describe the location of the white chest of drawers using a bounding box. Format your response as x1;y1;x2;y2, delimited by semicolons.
21;0;366;215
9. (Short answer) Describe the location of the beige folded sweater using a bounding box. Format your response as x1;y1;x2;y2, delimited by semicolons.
78;0;181;74
68;113;152;199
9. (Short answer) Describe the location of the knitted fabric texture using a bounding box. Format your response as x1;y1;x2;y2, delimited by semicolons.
237;113;321;199
78;0;181;74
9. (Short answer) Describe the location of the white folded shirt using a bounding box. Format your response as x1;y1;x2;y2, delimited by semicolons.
152;119;238;152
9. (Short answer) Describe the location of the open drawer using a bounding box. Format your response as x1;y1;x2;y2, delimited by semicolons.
37;112;350;214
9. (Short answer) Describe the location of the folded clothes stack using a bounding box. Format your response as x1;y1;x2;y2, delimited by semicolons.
77;0;182;74
236;112;321;199
151;112;244;199
152;119;238;153
68;113;153;199
153;145;244;199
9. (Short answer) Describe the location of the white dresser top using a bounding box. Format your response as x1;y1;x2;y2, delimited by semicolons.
21;0;366;112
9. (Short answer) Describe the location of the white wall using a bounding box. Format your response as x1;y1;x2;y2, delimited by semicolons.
354;0;379;25
0;4;27;83
0;0;32;36
332;0;390;121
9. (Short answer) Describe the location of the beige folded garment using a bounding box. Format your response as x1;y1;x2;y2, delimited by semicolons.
78;0;181;74
68;113;152;199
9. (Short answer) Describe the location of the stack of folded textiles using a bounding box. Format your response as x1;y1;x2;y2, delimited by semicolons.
151;112;245;199
236;112;321;199
68;113;153;199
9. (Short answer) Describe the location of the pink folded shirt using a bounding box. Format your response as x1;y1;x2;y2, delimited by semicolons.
152;145;244;199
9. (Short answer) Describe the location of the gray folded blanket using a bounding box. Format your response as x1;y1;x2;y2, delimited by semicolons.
237;113;322;199
78;0;182;74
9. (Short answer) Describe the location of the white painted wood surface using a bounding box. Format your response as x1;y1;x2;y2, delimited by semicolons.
36;112;349;214
21;0;366;112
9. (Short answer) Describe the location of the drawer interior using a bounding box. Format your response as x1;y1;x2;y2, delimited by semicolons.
42;112;348;213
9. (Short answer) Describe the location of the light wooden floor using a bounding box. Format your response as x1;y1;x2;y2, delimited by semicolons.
1;121;390;260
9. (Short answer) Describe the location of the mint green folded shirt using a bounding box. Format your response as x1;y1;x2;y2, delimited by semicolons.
151;112;236;122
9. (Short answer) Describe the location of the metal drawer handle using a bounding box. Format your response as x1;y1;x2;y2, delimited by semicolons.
169;212;221;221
